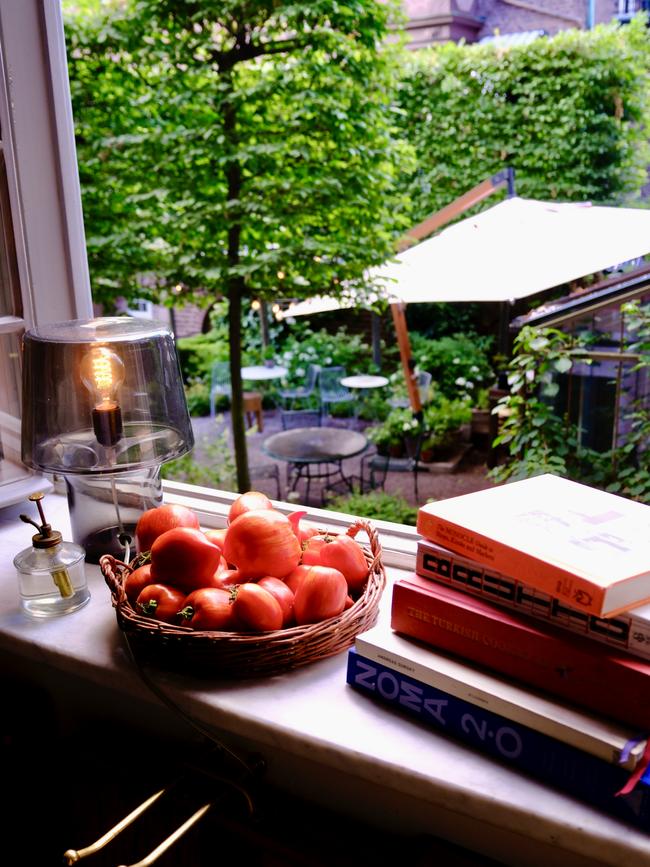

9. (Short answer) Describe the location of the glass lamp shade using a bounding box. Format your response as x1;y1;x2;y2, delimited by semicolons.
21;317;193;475
21;317;194;562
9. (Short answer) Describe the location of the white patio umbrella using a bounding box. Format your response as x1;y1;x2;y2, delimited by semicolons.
281;197;650;316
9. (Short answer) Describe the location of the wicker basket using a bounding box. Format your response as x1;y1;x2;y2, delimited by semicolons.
100;518;386;678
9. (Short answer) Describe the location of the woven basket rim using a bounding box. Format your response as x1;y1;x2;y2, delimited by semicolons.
101;517;386;677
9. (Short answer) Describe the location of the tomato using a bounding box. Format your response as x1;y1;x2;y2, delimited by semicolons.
179;587;236;631
214;568;249;588
287;510;321;545
232;583;283;632
136;584;186;624
344;594;354;610
284;565;312;595
293;565;348;625
124;563;154;605
150;527;224;592
224;510;301;579
204;528;228;550
135;504;201;554
258;576;295;627
301;535;331;566
319;535;369;595
228;491;274;524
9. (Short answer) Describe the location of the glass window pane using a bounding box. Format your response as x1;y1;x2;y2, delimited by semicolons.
0;330;27;486
0;143;22;318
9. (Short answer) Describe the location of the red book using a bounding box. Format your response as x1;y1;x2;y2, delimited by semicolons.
391;573;650;729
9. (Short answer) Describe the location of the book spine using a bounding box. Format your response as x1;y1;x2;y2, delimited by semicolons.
391;579;650;730
415;511;608;616
346;649;650;829
416;540;650;663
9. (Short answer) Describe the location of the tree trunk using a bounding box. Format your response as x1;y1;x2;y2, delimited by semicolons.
221;62;250;493
229;276;250;493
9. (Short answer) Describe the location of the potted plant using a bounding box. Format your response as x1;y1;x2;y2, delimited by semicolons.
367;407;421;458
421;397;472;462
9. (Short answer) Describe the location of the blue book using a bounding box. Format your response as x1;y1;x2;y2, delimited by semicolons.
346;648;650;829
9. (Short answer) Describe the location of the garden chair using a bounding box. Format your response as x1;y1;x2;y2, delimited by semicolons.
278;364;320;409
389;370;433;409
319;366;357;423
209;361;231;419
279;409;323;492
280;409;322;430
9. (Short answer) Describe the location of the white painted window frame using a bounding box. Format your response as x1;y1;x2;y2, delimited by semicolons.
0;0;92;501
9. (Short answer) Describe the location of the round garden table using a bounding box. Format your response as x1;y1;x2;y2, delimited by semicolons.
263;426;368;506
241;364;289;382
339;374;389;390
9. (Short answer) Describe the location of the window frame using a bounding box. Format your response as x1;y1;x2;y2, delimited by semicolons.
0;0;92;500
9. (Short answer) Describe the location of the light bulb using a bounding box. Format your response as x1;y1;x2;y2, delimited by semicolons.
80;345;126;447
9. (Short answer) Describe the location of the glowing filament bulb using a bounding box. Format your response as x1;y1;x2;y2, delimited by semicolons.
80;346;126;446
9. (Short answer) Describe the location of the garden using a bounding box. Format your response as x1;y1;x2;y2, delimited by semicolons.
63;3;650;513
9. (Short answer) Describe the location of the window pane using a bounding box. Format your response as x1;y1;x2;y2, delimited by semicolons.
0;142;22;318
0;330;26;486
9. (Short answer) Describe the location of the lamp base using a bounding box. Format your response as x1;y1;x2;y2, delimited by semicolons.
65;468;163;564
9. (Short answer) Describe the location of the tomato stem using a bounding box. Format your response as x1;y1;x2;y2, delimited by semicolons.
138;599;158;616
178;605;195;620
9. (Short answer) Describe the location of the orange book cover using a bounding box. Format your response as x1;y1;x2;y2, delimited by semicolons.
416;474;650;618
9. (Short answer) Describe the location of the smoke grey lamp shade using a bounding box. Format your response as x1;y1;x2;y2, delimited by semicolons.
21;317;194;475
20;317;194;563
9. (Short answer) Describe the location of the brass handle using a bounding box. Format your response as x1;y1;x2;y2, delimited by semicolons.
116;803;212;867
62;787;166;864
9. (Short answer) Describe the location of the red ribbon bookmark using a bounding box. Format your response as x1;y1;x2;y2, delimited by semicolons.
616;738;650;798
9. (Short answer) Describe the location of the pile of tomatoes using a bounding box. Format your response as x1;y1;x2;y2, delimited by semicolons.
125;491;371;633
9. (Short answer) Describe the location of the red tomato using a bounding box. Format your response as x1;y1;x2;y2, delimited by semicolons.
124;563;154;605
179;587;235;631
214;568;249;588
258;576;295;627
204;528;228;551
136;584;186;624
224;510;301;579
301;535;331;566
228;491;274;524
293;565;347;625
150;527;224;592
319;535;369;595
287;510;321;545
135;504;201;554
284;565;312;595
232;583;283;632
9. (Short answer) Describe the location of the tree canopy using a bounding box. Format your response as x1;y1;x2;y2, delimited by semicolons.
65;0;413;489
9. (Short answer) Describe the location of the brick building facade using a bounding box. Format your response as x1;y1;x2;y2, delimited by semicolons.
402;0;639;46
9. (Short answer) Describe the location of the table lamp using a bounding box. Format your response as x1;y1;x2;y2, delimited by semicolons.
21;317;194;563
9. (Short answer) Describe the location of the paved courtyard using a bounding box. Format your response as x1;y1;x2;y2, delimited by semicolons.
190;409;495;509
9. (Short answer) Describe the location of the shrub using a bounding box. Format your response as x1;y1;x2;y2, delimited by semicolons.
327;490;418;526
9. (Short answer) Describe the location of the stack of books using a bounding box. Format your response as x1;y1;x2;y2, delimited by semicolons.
346;474;650;829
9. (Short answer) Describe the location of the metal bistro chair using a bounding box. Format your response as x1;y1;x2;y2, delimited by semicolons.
278;364;320;409
319;366;356;423
279;409;323;494
389;370;433;409
209;361;232;419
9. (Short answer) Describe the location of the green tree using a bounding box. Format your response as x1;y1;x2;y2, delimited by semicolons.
65;1;413;491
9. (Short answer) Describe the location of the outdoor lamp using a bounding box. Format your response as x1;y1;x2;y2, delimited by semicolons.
21;317;194;563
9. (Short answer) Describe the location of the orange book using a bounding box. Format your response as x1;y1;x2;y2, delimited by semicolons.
416;474;650;618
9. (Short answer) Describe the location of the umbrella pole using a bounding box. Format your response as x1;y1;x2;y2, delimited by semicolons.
390;302;422;415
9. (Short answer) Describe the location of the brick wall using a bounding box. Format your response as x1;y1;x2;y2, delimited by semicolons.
403;0;624;44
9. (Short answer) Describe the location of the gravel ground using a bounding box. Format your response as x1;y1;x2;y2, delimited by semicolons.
189;409;496;508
